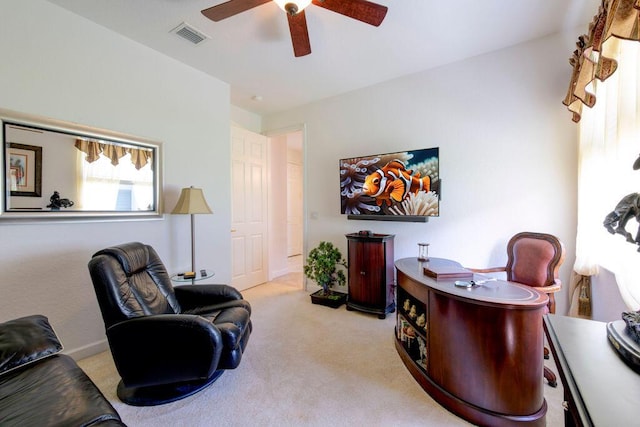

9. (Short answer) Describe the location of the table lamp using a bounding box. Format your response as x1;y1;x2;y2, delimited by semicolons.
171;186;212;283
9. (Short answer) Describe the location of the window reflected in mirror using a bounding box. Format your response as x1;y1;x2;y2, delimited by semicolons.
75;138;154;211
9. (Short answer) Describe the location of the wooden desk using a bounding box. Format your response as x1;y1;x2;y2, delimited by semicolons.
543;314;640;427
395;257;549;427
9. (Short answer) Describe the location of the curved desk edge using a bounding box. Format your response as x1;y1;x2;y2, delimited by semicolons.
394;339;548;426
395;257;549;309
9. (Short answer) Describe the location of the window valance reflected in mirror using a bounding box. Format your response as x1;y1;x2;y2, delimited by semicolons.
1;108;162;219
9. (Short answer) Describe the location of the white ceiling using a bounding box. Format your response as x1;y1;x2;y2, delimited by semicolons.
46;0;599;116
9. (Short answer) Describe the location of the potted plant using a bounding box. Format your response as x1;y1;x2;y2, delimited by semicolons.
304;241;348;308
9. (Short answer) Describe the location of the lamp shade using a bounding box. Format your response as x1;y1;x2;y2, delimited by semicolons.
171;187;213;215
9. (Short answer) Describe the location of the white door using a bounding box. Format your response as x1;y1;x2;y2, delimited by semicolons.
231;126;268;290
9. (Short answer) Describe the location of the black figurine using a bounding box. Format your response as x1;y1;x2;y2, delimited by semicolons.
603;193;640;250
602;154;640;251
46;191;74;210
622;310;640;345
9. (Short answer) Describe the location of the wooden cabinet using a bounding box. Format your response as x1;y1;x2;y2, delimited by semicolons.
395;257;549;427
345;233;395;319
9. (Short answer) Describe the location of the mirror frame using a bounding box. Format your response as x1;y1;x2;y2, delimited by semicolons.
1;108;163;220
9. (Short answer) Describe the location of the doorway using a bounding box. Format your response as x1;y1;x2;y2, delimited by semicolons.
266;127;305;286
230;124;305;289
286;134;303;273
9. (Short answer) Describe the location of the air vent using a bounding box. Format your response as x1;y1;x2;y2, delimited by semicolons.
171;22;210;45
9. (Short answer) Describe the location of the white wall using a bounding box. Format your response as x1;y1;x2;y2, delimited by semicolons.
231;105;262;134
264;31;580;315
591;268;629;322
0;0;231;358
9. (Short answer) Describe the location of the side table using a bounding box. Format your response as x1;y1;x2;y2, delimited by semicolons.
170;269;215;285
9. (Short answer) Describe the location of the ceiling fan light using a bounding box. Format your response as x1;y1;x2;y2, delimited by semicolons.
274;0;312;15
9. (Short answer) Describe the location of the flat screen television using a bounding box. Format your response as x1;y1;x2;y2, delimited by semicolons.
339;147;439;222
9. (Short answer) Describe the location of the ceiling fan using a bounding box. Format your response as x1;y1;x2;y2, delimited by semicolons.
201;0;388;57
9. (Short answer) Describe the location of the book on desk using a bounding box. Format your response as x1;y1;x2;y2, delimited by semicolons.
423;261;473;280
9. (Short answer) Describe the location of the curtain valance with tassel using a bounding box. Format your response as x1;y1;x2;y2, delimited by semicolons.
564;0;640;122
74;139;152;170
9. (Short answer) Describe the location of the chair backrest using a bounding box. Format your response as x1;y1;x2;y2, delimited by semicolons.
88;242;181;328
505;232;565;288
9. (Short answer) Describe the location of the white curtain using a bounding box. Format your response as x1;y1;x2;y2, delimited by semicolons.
575;38;640;311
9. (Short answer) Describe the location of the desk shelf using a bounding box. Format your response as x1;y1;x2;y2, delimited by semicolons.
396;286;428;371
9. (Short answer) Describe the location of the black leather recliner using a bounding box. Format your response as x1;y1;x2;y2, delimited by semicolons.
88;242;252;406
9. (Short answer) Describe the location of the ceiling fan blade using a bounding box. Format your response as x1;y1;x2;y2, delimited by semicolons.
312;0;387;26
288;10;311;57
202;0;271;22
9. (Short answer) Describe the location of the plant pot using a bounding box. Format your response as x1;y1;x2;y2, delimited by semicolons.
310;290;347;308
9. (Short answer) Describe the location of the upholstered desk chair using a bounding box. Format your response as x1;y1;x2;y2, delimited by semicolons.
88;242;252;406
469;232;565;387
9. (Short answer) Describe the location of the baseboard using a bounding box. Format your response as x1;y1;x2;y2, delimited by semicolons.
270;268;290;279
65;339;109;361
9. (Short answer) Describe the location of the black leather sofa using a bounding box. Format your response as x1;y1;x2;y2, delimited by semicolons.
0;314;125;426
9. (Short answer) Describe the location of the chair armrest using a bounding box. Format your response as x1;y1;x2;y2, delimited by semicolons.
467;266;507;274
106;314;222;388
175;284;244;311
533;279;562;294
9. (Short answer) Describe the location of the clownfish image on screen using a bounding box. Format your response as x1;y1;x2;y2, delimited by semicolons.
339;147;439;219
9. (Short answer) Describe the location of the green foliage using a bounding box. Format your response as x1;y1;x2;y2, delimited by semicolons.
303;241;347;295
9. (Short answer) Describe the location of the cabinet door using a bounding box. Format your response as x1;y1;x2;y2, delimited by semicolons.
349;240;385;307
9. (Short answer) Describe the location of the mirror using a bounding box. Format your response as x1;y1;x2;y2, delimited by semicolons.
1;108;162;219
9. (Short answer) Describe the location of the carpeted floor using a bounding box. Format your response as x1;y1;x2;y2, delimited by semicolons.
78;273;564;426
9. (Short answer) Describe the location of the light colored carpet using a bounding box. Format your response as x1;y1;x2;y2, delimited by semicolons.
78;273;564;426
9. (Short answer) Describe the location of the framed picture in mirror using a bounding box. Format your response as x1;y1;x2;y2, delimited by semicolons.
8;143;42;197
